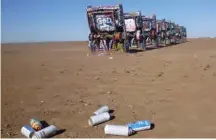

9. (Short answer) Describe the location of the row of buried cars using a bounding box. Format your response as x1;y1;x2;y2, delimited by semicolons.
86;4;187;53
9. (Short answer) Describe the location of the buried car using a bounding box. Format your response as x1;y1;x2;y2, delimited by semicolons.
169;21;178;44
124;11;145;50
156;19;170;47
174;24;183;44
142;14;158;48
86;4;130;54
180;26;187;43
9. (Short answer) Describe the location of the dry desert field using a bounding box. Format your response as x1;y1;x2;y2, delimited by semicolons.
1;38;216;138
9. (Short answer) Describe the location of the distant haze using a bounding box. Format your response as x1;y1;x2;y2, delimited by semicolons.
2;0;216;43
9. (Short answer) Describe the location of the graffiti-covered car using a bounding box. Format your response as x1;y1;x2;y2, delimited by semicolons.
174;24;182;44
142;14;158;48
156;19;170;47
86;4;130;54
124;11;145;50
183;26;187;42
180;26;187;43
169;21;178;44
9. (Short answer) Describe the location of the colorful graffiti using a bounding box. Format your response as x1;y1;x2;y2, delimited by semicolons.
95;15;115;32
125;18;136;32
86;4;187;53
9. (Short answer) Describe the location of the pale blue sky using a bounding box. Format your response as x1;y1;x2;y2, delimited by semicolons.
2;0;216;43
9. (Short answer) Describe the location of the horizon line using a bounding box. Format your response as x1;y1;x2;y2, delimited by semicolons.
1;40;89;45
1;37;216;45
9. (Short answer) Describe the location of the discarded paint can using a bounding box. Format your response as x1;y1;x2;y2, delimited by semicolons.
104;124;134;136
32;125;57;138
89;112;111;126
21;125;35;138
94;105;109;115
127;120;151;131
30;118;43;131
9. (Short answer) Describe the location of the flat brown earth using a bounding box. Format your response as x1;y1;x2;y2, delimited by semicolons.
1;38;216;138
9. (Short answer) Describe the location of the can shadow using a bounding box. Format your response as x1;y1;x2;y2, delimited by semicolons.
56;129;66;136
109;110;116;121
150;123;155;130
110;115;115;120
108;109;115;114
40;120;50;128
45;129;66;138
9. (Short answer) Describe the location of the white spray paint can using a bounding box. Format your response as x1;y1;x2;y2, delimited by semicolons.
104;124;134;136
88;112;111;126
21;125;35;138
32;125;57;138
94;105;109;115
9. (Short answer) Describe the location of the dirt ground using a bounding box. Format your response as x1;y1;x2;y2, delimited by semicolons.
1;38;216;138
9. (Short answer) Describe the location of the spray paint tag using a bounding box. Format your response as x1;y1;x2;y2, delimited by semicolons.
127;120;151;131
95;15;115;32
125;18;136;32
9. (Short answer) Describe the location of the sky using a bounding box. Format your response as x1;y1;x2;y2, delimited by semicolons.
1;0;216;43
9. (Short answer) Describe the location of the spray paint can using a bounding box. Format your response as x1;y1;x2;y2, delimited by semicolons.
32;125;57;138
104;124;134;136
21;125;35;138
127;120;151;131
94;105;109;115
88;112;111;126
30;118;43;131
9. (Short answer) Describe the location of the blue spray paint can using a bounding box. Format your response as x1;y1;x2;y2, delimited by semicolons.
127;120;151;131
